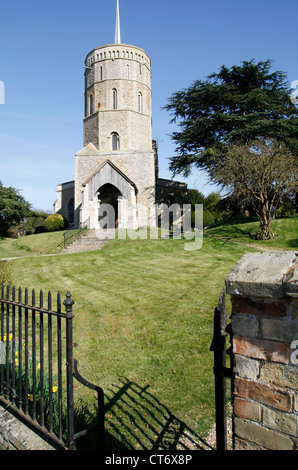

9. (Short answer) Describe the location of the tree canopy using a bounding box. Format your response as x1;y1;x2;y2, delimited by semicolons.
0;182;31;235
210;138;297;238
164;59;298;177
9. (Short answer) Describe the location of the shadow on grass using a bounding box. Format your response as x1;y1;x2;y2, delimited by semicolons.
282;238;298;249
210;216;258;228
103;377;213;451
75;377;214;451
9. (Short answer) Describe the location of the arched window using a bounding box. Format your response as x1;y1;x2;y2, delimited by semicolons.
89;94;93;115
112;88;117;110
112;133;120;151
138;92;143;113
100;66;103;81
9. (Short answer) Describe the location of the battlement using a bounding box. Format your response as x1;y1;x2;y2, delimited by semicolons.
85;44;151;68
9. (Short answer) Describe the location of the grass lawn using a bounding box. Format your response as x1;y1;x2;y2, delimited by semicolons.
205;216;298;251
0;217;297;450
0;232;63;258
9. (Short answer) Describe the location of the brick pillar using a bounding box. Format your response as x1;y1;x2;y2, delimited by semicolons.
226;251;298;450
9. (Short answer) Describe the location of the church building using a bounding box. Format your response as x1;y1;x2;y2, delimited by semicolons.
54;1;187;230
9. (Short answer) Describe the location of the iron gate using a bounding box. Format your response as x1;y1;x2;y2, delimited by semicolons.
210;288;234;451
0;286;104;450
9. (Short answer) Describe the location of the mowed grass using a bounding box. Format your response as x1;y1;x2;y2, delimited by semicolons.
1;217;296;449
206;216;298;251
0;232;63;258
3;231;257;449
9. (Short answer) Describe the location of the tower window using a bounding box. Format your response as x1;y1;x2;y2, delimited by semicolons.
126;65;129;79
112;133;120;151
138;92;143;113
89;94;93;115
112;89;117;110
100;66;103;81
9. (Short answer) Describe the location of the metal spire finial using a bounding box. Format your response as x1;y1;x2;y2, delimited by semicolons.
115;0;121;44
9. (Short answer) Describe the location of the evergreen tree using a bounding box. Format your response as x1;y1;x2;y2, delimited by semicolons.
164;59;298;238
0;182;31;235
164;59;298;177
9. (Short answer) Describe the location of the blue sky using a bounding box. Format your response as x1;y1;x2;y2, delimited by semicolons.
0;0;297;212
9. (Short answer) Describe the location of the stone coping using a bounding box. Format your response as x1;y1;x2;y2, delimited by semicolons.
0;405;56;450
226;251;298;299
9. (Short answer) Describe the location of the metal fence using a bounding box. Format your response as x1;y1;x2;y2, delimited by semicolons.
210;288;233;451
61;217;90;249
0;285;104;450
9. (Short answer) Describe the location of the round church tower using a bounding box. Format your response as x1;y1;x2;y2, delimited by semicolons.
74;1;157;230
83;43;152;152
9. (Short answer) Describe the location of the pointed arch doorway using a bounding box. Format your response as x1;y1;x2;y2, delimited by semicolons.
80;160;138;230
97;183;121;229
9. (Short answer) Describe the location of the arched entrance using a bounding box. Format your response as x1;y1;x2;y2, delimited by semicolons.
97;183;121;229
81;160;138;230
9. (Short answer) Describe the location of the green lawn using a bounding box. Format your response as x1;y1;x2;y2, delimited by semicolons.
0;218;297;450
0;232;63;258
205;216;298;251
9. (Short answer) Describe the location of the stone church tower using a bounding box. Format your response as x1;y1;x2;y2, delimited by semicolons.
54;1;187;230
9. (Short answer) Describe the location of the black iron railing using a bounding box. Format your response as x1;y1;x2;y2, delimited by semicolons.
61;217;90;249
0;285;103;450
210;288;233;451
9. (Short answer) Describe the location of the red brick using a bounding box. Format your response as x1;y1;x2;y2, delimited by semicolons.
234;377;292;412
231;297;286;317
234;397;261;422
264;301;287;317
233;336;290;364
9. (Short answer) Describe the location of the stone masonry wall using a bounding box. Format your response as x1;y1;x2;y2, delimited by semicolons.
226;251;298;450
0;406;55;450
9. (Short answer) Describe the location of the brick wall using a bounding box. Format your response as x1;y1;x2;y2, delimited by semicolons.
226;251;298;450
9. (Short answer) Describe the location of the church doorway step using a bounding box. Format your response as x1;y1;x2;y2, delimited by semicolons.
98;183;121;229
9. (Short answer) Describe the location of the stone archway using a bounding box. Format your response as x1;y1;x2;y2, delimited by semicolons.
81;160;138;230
97;183;121;229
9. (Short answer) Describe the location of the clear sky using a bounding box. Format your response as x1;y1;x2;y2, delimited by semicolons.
0;0;297;212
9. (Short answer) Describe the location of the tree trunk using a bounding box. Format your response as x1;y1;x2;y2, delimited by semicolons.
256;202;275;240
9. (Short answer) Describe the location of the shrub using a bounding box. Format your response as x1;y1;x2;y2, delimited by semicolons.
191;209;215;228
34;225;46;234
203;210;215;227
43;214;68;232
20;210;49;235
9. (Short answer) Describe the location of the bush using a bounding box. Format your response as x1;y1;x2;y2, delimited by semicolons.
276;201;296;218
21;210;49;235
191;209;215;228
203;210;215;227
34;225;46;234
43;214;68;232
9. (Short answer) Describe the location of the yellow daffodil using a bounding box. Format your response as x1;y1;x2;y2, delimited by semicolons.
52;386;58;393
0;334;13;341
28;394;33;402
